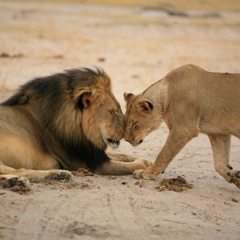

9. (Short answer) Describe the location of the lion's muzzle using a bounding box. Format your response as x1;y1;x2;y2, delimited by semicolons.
107;138;120;146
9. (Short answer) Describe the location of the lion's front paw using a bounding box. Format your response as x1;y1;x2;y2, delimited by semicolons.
135;159;153;168
133;169;145;179
0;175;30;188
133;166;158;180
48;170;73;181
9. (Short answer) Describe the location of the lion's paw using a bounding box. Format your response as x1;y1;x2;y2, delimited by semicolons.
48;170;73;181
137;159;153;168
133;169;145;179
0;175;30;188
133;167;158;180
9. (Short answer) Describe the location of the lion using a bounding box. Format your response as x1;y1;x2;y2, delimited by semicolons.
0;67;151;188
124;64;240;189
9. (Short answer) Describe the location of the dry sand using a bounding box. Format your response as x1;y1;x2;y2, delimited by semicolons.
0;1;240;239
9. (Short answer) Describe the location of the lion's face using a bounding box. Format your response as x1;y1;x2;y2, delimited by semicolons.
80;81;125;150
124;93;162;146
97;94;125;149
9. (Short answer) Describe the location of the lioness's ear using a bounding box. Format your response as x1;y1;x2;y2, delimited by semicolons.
137;101;154;114
124;92;134;102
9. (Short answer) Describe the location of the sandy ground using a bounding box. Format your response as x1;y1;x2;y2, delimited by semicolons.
0;1;240;240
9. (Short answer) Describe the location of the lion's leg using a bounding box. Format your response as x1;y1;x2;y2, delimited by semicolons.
95;159;152;175
107;152;137;162
0;162;72;188
208;134;240;188
134;127;199;180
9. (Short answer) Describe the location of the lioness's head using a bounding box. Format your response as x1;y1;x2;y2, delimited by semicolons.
124;92;162;146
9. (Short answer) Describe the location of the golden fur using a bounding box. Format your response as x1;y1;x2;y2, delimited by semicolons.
0;68;151;188
124;64;240;188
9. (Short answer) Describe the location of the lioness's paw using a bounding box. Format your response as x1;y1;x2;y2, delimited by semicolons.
0;175;30;188
230;171;240;189
48;170;73;181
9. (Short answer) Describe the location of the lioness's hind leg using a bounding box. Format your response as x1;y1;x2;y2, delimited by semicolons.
208;134;240;188
107;152;137;162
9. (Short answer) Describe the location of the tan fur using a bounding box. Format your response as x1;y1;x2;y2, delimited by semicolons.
0;68;152;188
124;64;240;188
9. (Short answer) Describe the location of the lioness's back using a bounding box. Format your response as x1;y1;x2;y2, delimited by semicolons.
165;64;240;109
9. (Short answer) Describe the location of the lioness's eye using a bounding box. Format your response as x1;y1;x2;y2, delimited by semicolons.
131;122;137;129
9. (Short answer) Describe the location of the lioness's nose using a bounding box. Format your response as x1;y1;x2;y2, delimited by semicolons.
123;133;130;142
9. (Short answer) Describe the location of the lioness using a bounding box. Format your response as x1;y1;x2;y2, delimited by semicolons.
124;64;240;188
0;68;151;188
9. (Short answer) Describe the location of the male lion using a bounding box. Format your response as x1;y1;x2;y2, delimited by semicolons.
124;64;240;188
0;68;151;188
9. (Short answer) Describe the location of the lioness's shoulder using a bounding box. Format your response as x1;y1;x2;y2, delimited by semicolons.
166;64;204;77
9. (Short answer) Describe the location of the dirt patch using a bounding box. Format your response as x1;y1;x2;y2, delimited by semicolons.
10;186;31;195
155;176;193;192
0;52;25;58
72;168;95;177
64;222;112;238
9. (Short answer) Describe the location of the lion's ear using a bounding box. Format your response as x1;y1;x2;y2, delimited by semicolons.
81;92;92;108
17;93;30;105
76;89;92;109
1;90;32;106
137;101;153;114
124;92;134;102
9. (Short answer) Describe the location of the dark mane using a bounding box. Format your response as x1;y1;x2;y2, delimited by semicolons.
58;136;110;171
1;68;110;171
1;67;109;107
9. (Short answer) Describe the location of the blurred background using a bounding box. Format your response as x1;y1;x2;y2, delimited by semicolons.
0;0;239;104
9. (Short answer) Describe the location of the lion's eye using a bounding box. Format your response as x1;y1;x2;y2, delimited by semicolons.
110;110;116;116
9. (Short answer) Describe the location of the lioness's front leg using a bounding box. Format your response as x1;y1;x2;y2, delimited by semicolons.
134;128;198;179
208;134;240;188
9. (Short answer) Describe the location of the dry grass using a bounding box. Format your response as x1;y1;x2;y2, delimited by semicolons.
12;0;240;12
